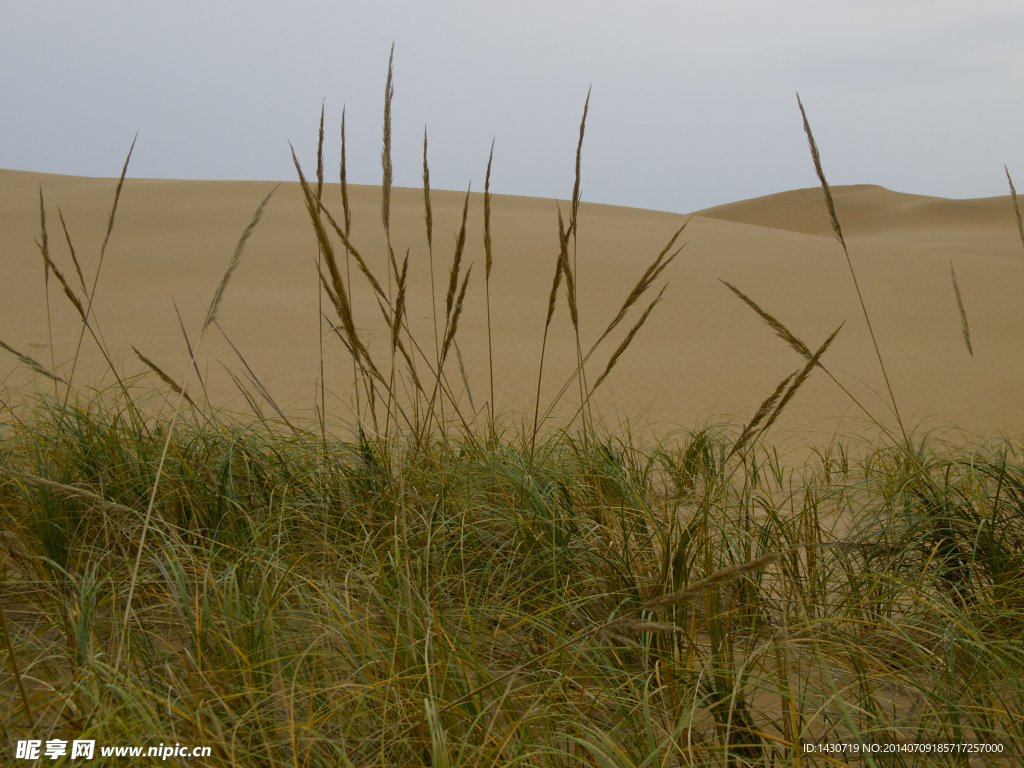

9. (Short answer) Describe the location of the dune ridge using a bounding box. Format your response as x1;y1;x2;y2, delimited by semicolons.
2;167;1023;448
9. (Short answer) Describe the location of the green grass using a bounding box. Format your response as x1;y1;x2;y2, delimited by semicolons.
2;63;1024;766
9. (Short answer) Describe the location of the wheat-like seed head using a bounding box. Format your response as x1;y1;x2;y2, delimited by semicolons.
203;186;277;333
642;550;790;612
721;279;812;360
35;236;86;321
569;88;591;237
797;94;844;247
340;106;352;237
445;184;471;319
133;346;197;408
316;101;325;203
0;338;66;384
484;139;494;279
950;261;973;357
392;250;410;353
381;44;395;234
57;208;87;293
728;372;796;462
441;265;473;365
543;255;564;330
752;323;842;447
589;285;666;395
422;128;433;250
557;208;578;332
590;223;687;355
1005;166;1024;254
38;189;50;284
97;133;136;268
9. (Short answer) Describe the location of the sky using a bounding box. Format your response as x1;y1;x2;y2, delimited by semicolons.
2;1;1023;213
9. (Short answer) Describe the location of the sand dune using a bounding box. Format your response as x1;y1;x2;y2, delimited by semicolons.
2;167;1023;451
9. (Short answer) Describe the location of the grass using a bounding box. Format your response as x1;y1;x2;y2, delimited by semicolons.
1;64;1024;766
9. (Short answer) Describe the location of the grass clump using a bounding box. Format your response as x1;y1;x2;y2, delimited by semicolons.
2;59;1024;766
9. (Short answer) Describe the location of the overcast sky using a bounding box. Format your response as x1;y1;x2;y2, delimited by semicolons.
3;1;1023;213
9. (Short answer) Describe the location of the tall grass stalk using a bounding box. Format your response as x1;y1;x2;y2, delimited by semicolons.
37;190;57;400
63;135;136;402
340;106;361;424
950;260;990;446
1006;166;1024;254
316;101;327;442
797;95;909;448
119;185;277;662
484;139;496;439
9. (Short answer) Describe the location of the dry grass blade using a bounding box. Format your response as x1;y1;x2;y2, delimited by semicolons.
0;467;137;515
97;133;137;268
119;182;278;668
381;43;395;234
318;267;343;319
316;101;325;203
445;184;472;319
557;207;579;331
950;261;973;356
215;321;298;434
950;260;991;444
423;128;433;250
392;250;410;353
484;139;496;429
340;107;352;237
191;452;219;493
318;200;387;302
797;96;843;247
203;186;278;333
593;224;686;351
531;255;566;457
38;190;56;386
643;550;789;612
36;236;86;320
569;87;591;237
222;363;265;423
721;279;811;359
441;265;473;365
64;136;137;402
544;254;565;331
454;340;476;416
57;208;87;293
721;279;911;451
0;338;66;384
173;299;207;399
533;229;683;436
132;346;196;408
38;189;50;282
798;94;906;444
484;140;494;279
35;236;86;319
589;284;667;395
727;372;797;463
293;148;378;377
1005;166;1024;254
727;323;840;462
597;619;685;642
0;598;33;729
754;323;843;444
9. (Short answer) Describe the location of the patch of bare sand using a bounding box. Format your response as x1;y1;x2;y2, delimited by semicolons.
2;168;1023;455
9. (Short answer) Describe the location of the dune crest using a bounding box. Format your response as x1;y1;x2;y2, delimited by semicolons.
2;168;1023;448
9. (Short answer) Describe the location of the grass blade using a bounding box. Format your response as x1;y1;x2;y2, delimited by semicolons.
1006;166;1024;254
798;94;906;445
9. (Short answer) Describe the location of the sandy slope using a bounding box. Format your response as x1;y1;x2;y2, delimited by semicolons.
2;168;1023;450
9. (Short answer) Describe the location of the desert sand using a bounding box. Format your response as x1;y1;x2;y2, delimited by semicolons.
2;167;1023;451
